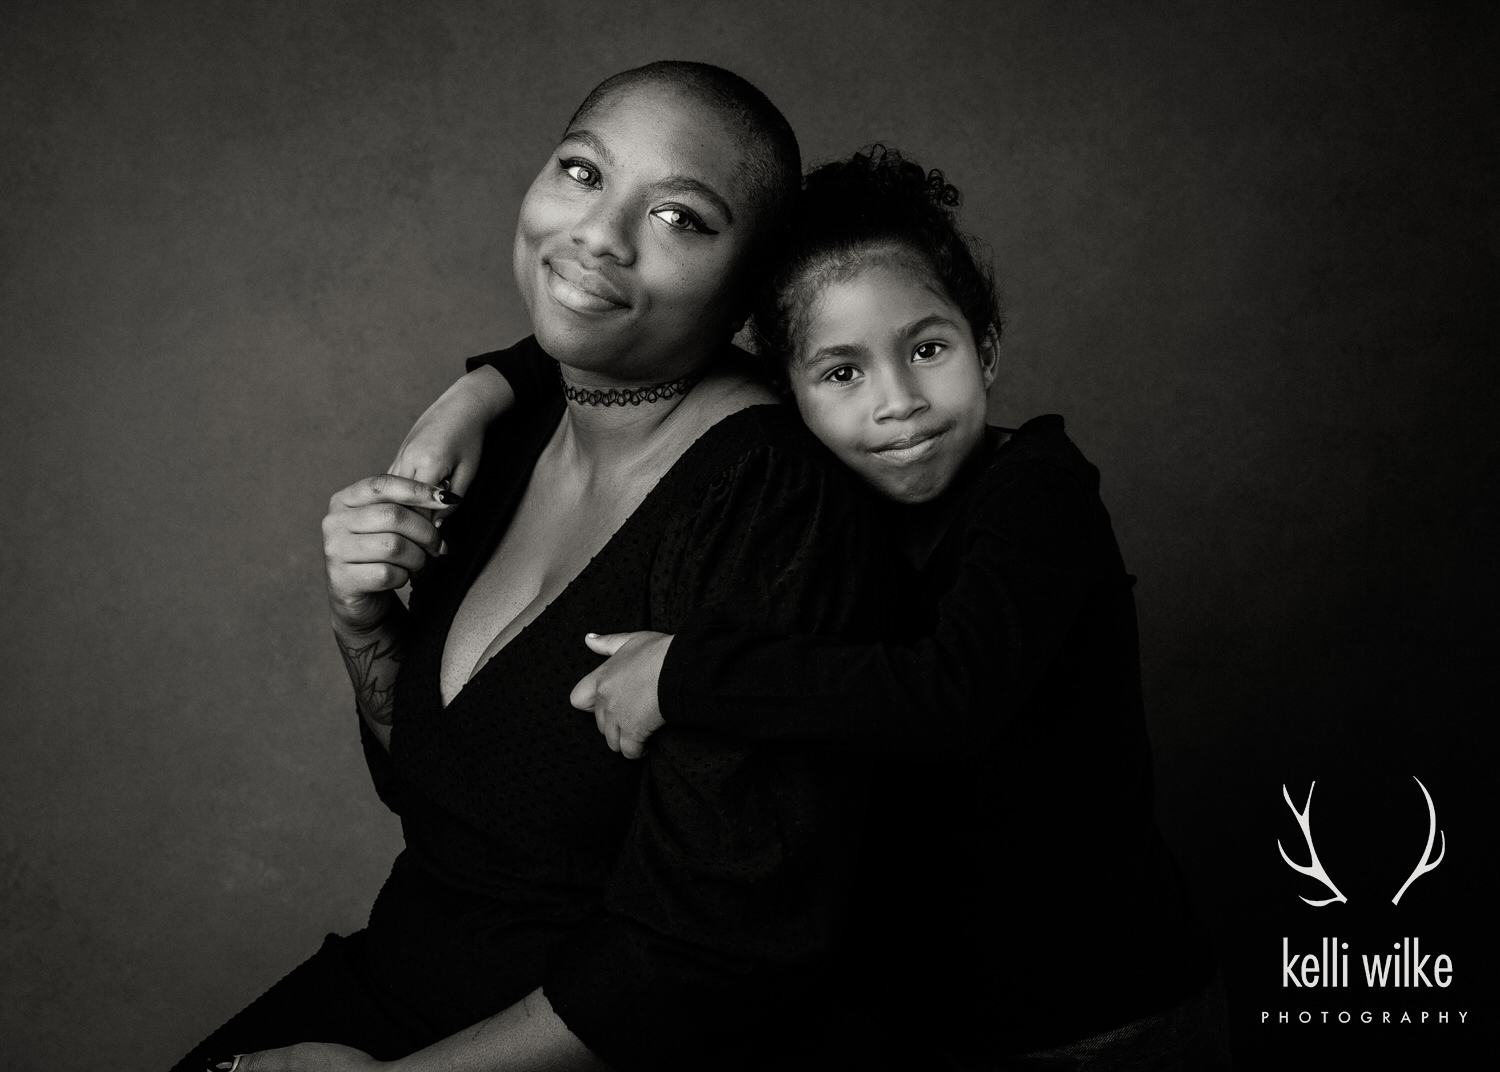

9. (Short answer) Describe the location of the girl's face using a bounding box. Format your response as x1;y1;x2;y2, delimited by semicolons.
789;258;997;504
513;82;759;383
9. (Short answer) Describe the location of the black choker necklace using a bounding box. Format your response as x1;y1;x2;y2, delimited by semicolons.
560;367;700;406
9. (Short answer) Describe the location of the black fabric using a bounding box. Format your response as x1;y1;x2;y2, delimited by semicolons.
168;932;434;1072
662;416;1215;1055
189;338;879;1070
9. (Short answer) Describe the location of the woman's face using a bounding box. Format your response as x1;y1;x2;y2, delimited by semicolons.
513;82;759;383
789;258;996;504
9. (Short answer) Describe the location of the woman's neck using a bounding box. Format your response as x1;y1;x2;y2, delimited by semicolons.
557;363;701;465
554;352;777;480
559;391;695;467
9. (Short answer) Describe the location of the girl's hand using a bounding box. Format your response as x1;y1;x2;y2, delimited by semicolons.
322;474;452;635
215;1043;387;1072
570;631;673;759
387;365;511;501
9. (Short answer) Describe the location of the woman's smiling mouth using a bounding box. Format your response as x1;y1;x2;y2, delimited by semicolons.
545;260;630;314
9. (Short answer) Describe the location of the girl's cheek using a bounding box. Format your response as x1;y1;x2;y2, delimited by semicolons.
794;396;837;450
821;405;865;457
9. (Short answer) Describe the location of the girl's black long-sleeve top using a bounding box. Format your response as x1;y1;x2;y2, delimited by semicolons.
658;416;1215;1053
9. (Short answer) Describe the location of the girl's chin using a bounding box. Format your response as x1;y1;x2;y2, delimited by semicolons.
862;468;953;505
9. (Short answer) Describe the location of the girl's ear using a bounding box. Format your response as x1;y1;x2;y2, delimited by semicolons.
978;324;1001;389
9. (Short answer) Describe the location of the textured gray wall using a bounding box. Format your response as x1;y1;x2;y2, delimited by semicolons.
2;2;1494;1069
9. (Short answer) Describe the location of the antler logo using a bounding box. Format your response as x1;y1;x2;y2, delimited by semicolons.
1277;782;1347;906
1277;777;1445;906
1390;777;1446;906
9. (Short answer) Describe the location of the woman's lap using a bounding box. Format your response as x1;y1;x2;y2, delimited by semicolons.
168;932;435;1072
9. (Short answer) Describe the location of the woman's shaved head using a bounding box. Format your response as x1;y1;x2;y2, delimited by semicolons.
567;61;800;229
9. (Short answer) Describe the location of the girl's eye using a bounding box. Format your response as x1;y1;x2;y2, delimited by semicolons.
825;365;861;385
651;205;717;235
913;341;947;361
561;160;600;187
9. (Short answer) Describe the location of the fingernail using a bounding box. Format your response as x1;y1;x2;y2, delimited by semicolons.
434;516;445;529
438;540;449;557
208;1058;240;1072
436;489;462;505
586;632;599;639
438;477;451;491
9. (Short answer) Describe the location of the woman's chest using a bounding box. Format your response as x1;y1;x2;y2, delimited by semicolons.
394;506;668;861
440;454;664;705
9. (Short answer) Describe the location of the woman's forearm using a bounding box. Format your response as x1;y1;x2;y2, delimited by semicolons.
322;474;452;749
389;988;607;1072
332;593;410;751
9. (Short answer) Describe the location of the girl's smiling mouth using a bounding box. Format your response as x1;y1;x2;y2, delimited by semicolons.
869;427;946;464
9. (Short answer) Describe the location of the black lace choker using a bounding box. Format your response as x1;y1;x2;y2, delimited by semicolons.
560;367;700;406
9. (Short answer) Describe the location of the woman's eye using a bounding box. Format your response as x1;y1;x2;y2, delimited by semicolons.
825;365;860;384
561;160;600;186
651;206;716;235
913;341;947;361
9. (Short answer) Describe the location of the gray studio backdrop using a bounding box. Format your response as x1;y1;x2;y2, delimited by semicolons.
2;2;1494;1070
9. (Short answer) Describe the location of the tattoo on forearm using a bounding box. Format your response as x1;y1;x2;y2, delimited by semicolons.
337;634;402;725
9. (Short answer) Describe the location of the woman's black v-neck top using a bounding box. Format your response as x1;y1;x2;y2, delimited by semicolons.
357;337;876;1070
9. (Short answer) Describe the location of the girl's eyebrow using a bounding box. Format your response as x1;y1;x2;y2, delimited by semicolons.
899;314;963;338
559;129;735;224
799;312;963;370
800;342;867;369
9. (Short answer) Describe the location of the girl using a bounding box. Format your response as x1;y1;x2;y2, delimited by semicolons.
395;148;1229;1069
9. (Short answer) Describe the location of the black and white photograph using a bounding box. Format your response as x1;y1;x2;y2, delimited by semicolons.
2;2;1494;1069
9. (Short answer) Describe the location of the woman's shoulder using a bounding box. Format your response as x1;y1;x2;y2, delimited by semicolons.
647;405;879;636
666;401;845;495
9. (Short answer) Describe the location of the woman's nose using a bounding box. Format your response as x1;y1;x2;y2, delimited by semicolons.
873;369;928;421
569;197;636;265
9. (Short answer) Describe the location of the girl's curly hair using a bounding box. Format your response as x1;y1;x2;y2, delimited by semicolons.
749;145;1002;385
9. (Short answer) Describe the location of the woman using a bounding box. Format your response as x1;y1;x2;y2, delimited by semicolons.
177;62;879;1072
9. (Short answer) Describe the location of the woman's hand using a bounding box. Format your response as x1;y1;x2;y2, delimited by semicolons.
214;1044;387;1072
387;365;512;500
570;631;673;759
322;475;452;635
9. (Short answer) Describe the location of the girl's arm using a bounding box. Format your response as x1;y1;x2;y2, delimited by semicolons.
582;448;1131;759
572;631;672;759
387;364;512;496
386;337;558;496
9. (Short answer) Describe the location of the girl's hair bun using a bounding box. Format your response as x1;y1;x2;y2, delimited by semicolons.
803;144;962;212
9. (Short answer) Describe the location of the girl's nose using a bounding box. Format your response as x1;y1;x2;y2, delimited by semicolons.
873;368;928;422
570;197;636;265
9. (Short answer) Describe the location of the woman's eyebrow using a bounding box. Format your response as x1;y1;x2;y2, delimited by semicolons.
561;128;735;224
561;128;613;163
651;177;735;224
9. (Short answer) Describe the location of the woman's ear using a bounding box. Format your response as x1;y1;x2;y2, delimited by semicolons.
978;324;1001;389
